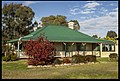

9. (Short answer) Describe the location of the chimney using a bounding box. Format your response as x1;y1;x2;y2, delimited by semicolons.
33;27;37;31
68;22;74;29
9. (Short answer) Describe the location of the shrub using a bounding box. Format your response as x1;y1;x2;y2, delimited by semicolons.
109;53;118;61
71;55;81;63
2;43;17;62
72;55;88;63
85;55;97;62
25;36;56;65
63;58;71;63
85;55;92;62
71;55;97;63
54;58;62;65
11;54;18;61
79;55;86;63
45;57;56;65
28;58;39;66
92;55;97;62
2;52;18;62
2;56;10;62
109;53;117;58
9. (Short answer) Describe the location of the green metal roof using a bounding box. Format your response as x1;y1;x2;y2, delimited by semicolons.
7;25;114;44
7;39;19;43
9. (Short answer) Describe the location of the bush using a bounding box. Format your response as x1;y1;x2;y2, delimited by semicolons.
45;57;56;65
11;54;18;61
10;52;18;61
28;57;56;66
54;58;62;64
92;55;97;62
109;53;117;58
109;53;118;61
71;55;97;63
25;36;56;66
2;56;11;62
79;55;86;63
28;59;39;66
63;58;71;63
2;52;18;62
71;55;83;63
85;55;97;62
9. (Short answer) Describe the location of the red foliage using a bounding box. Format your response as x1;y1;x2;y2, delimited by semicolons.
28;58;39;66
25;36;56;65
63;58;71;64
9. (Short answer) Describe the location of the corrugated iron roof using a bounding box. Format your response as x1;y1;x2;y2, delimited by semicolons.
7;25;114;44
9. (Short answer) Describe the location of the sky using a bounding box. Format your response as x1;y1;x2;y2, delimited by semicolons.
2;1;118;38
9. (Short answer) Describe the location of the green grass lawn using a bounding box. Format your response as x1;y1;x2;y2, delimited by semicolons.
2;57;118;79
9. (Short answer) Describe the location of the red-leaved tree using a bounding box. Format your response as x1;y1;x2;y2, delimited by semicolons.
24;36;56;66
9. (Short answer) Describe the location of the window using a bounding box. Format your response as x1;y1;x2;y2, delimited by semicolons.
93;44;100;51
62;43;71;52
76;43;85;51
102;44;115;52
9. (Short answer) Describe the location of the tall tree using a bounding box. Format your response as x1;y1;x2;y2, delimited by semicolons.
41;15;68;27
104;31;117;43
92;35;98;38
69;20;80;30
106;31;117;38
33;21;38;27
2;3;35;43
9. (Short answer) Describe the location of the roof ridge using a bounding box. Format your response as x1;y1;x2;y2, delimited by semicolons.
32;26;47;36
65;27;94;38
48;25;95;39
77;31;93;38
46;24;66;26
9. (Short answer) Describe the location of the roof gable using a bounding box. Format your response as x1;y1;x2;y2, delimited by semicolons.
8;25;114;44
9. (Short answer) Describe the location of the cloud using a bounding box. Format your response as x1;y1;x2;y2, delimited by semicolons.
79;11;118;37
99;7;108;15
84;8;96;11
23;1;40;6
69;7;81;15
80;17;87;19
100;7;108;12
83;1;101;9
80;12;118;29
70;8;80;12
81;10;94;14
73;6;80;8
110;3;114;6
112;7;118;11
70;7;94;15
85;1;96;3
69;1;101;15
110;3;117;6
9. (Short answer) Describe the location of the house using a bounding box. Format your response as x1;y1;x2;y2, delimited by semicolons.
7;25;117;58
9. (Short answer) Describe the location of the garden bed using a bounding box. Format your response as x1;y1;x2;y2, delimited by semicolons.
27;62;98;68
